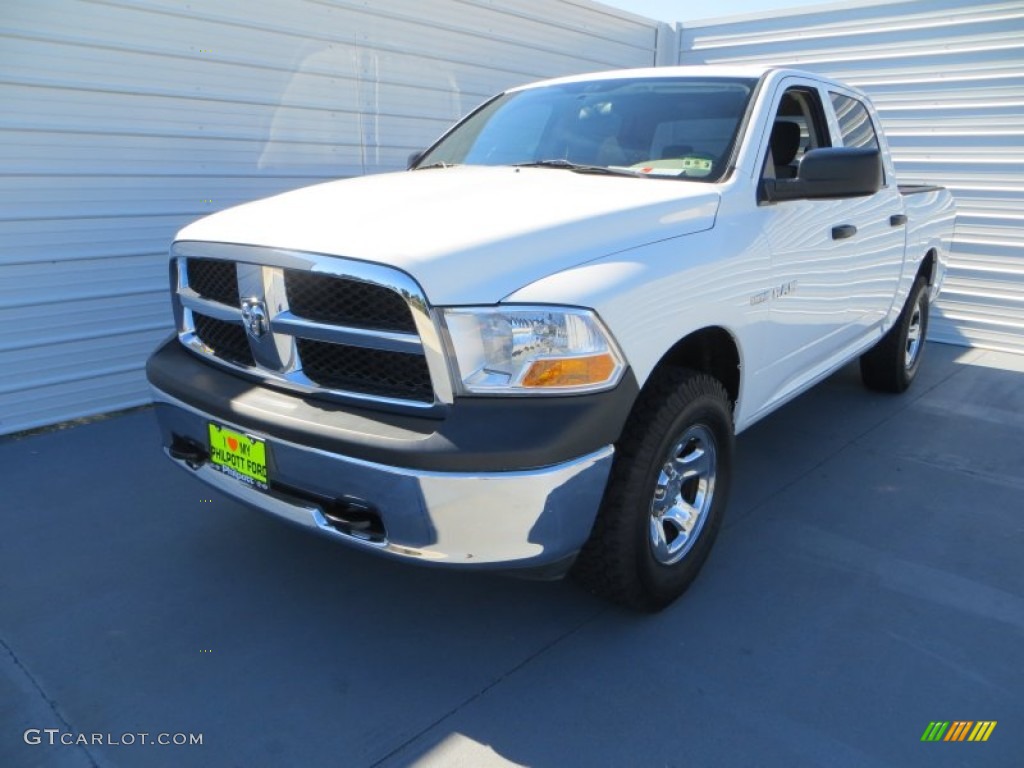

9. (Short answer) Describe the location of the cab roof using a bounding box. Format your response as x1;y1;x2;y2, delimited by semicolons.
510;65;845;93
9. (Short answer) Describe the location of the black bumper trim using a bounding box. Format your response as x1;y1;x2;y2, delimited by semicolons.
147;338;638;473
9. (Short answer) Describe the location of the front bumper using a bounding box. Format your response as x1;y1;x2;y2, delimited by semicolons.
148;340;631;575
153;393;612;574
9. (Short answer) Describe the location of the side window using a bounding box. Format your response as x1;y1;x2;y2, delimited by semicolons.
829;92;879;150
762;87;831;182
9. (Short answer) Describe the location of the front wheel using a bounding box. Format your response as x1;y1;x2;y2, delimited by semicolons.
571;368;734;612
860;275;930;393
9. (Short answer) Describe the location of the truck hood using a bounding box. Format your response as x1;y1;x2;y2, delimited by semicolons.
177;166;720;304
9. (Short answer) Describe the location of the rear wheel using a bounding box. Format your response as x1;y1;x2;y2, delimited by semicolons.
571;368;734;612
860;275;930;393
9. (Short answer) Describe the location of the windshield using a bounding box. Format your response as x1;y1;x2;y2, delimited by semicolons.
415;77;757;182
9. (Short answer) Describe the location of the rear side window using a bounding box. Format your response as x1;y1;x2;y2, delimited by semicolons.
829;92;879;150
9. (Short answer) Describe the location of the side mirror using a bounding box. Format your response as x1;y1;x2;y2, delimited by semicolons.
761;147;882;203
407;150;424;169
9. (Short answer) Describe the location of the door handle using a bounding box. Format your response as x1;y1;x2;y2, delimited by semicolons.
890;214;907;226
831;224;857;240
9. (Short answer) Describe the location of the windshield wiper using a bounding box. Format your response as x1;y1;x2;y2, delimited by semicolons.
514;159;642;177
413;162;458;170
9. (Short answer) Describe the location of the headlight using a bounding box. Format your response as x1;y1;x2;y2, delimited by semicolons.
442;306;625;394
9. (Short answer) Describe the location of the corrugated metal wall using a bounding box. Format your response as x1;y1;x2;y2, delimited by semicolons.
0;0;658;434
8;0;1018;434
678;0;1024;353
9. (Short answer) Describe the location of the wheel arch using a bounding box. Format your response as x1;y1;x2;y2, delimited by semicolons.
644;326;742;408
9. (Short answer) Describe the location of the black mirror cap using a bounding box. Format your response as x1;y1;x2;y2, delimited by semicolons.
800;147;882;191
762;147;882;202
407;150;424;169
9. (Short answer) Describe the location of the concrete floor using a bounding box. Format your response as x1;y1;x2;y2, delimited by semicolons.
2;342;1021;768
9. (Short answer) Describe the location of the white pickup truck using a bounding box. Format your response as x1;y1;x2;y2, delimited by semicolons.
147;65;955;611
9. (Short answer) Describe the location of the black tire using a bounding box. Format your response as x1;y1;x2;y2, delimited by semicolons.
860;275;930;393
571;368;734;612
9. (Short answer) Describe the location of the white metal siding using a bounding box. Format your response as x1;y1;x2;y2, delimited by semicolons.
679;0;1024;353
0;0;658;434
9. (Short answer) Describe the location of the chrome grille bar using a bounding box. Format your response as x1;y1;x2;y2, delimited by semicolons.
179;290;242;323
271;311;423;354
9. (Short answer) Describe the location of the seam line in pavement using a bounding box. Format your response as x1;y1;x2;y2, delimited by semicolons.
1;633;100;768
893;450;1024;492
368;605;608;767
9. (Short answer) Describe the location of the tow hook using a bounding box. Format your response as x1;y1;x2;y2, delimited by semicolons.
169;435;209;470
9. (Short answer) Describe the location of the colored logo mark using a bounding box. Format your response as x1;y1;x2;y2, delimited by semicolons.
921;721;996;742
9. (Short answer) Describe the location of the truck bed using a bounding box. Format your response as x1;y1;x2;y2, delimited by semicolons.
899;184;944;196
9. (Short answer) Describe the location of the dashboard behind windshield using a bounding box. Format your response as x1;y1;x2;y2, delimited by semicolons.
416;77;757;182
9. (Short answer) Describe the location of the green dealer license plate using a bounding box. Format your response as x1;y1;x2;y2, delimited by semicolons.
208;423;268;491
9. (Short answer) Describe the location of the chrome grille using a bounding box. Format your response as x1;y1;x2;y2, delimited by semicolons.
172;243;452;409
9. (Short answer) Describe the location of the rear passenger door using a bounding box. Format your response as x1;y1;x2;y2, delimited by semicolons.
754;78;904;406
826;87;906;324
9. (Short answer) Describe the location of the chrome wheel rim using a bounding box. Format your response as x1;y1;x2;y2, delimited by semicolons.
649;424;717;565
905;296;924;369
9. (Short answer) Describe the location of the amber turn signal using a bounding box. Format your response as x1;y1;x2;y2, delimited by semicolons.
521;353;617;388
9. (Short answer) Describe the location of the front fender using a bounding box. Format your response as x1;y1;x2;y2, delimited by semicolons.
503;226;770;429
